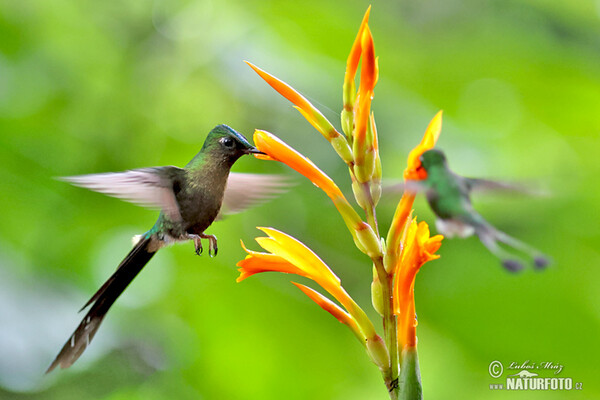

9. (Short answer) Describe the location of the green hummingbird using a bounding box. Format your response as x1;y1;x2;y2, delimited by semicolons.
47;125;285;372
407;149;549;272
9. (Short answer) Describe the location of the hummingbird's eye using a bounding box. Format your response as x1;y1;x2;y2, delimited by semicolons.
221;137;235;149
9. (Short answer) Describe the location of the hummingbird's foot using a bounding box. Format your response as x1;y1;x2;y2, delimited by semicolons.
199;233;218;257
193;237;203;256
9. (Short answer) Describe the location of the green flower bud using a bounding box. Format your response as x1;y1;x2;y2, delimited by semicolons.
356;222;381;258
383;250;396;274
370;181;382;206
341;109;354;140
366;335;390;373
353;236;368;255
352;179;367;209
371;265;384;316
331;135;353;164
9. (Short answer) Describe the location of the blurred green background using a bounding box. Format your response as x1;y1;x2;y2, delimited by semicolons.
1;0;599;399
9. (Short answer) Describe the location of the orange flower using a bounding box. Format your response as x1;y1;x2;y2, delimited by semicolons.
246;62;353;163
384;192;415;272
237;227;340;290
236;244;304;282
385;111;443;271
342;7;373;136
253;130;343;199
358;25;378;101
352;25;379;183
237;228;377;341
253;130;382;256
404;110;443;180
344;6;371;95
292;282;364;342
393;220;443;348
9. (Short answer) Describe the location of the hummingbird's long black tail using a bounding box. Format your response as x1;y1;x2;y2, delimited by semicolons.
46;236;157;373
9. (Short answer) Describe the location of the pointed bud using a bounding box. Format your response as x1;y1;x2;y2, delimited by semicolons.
371;265;384;316
353;148;375;184
370;178;382;206
351;25;378;184
341;104;355;141
342;6;371;142
369;112;382;205
366;335;390;373
356;222;382;258
383;247;398;274
352;179;368;209
330;134;354;164
385;193;415;273
353;236;369;255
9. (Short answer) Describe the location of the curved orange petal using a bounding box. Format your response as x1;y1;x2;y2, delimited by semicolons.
255;227;341;288
415;221;443;262
246;62;339;141
292;282;359;328
398;285;417;348
392;219;442;349
342;7;372;139
236;253;306;282
253;130;364;240
344;6;371;88
292;282;370;343
354;26;377;153
358;25;377;99
253;130;343;199
238;229;378;342
386;192;416;260
404;111;443;180
246;61;313;114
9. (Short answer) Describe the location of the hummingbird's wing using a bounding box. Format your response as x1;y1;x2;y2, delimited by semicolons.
464;178;547;196
219;172;291;216
381;179;429;196
60;167;185;221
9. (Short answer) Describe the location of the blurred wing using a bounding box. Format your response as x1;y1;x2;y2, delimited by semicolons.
60;166;184;221
220;172;291;216
465;178;548;196
382;179;428;196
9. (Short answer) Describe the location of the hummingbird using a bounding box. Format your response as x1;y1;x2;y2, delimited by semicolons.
406;149;549;272
47;125;285;372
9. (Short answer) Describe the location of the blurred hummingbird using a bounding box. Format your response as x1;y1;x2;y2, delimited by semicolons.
406;149;549;272
47;125;286;372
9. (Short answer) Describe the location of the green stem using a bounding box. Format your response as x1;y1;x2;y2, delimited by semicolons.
355;177;398;396
348;165;398;397
374;256;399;398
361;182;379;237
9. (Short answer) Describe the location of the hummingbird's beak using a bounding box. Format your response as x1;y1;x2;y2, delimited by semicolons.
245;147;266;155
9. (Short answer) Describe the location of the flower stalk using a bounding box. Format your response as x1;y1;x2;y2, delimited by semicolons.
242;7;444;399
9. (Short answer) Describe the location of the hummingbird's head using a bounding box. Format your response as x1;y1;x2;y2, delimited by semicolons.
204;125;264;164
419;149;447;170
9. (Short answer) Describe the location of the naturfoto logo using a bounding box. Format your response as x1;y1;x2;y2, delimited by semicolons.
488;360;583;391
